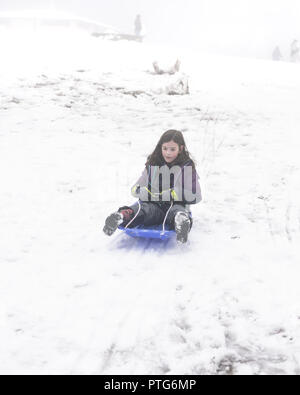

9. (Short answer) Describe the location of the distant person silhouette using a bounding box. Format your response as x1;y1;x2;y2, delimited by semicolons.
134;14;142;37
272;46;283;61
290;40;300;62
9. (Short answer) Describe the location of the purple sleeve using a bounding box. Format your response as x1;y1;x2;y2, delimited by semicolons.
131;167;149;197
174;166;202;204
191;169;202;203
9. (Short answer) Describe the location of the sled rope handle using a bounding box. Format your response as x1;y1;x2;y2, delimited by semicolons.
125;200;142;229
124;199;174;235
162;200;174;235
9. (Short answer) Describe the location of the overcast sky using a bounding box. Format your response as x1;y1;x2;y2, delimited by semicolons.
1;0;300;58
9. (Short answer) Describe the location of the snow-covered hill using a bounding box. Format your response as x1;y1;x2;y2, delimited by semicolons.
0;10;119;35
1;28;300;375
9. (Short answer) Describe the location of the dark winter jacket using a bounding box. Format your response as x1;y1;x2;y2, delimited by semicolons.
131;160;202;208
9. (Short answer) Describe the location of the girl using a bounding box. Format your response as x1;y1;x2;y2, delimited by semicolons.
103;130;202;243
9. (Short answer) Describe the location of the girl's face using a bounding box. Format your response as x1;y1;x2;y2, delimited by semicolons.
162;140;183;164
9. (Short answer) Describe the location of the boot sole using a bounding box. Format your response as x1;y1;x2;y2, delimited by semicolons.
176;219;190;244
103;213;122;236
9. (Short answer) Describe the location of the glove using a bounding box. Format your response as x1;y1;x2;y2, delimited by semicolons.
131;185;154;200
170;189;179;201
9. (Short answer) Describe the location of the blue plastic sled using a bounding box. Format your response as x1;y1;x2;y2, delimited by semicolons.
118;225;175;241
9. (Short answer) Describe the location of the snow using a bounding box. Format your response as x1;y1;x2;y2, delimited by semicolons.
1;27;300;375
0;9;119;34
0;10;85;20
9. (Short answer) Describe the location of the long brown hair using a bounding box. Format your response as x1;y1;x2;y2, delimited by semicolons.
146;130;195;169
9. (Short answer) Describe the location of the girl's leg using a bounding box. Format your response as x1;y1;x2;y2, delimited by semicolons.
165;204;191;229
166;204;192;243
118;202;165;228
103;202;165;236
103;205;136;236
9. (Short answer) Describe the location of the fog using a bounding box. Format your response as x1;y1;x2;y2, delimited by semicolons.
1;0;300;58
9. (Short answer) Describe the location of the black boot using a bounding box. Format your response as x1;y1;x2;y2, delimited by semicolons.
174;212;191;244
103;212;124;236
